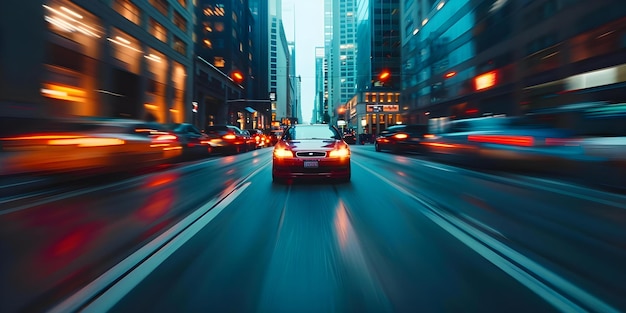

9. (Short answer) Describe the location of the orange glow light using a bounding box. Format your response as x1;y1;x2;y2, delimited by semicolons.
379;71;391;81
474;71;497;91
468;135;534;147
41;83;86;102
444;71;457;78
48;137;125;147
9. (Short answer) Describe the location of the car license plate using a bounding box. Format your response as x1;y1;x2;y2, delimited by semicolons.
304;160;319;168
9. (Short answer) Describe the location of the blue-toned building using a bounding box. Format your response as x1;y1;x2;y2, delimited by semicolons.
401;0;626;127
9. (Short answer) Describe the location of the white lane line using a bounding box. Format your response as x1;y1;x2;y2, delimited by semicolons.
0;178;45;189
81;182;251;313
353;160;619;313
49;162;269;313
49;182;251;313
420;162;456;172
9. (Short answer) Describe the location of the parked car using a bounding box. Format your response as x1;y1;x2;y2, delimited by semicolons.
0;118;182;176
272;124;351;183
204;125;250;154
164;123;213;158
375;124;430;153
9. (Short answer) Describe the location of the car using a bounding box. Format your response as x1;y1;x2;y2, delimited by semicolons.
267;129;283;146
163;123;213;158
342;131;357;144
204;125;250;154
239;129;258;151
422;115;581;170
0;118;182;176
245;129;267;149
272;124;351;183
375;124;429;153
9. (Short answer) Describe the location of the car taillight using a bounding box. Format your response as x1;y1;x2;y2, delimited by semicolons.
329;145;350;158
273;144;294;158
153;134;178;142
223;134;237;140
393;133;409;139
424;134;437;139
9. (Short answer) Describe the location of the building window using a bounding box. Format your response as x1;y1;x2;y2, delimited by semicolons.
113;0;141;25
149;0;169;16
214;57;225;67
173;36;186;55
173;10;187;32
149;18;167;42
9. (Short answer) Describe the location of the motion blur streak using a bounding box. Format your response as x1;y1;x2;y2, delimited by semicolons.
353;159;619;313
56;182;252;313
333;201;392;310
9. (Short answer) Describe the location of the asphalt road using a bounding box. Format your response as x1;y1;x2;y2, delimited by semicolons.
1;146;625;312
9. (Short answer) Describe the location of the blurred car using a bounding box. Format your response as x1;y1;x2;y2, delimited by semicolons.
164;123;213;158
422;115;581;170
342;131;357;144
240;129;258;151
272;124;351;183
0;118;182;176
375;124;429;153
204;125;251;154
267;129;283;146
245;129;267;149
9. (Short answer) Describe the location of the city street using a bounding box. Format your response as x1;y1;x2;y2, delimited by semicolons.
1;146;624;312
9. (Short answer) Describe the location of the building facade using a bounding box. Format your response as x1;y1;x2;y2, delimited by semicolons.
0;0;194;130
400;0;626;130
353;0;403;135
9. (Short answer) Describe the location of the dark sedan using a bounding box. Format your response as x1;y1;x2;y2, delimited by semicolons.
164;123;213;158
204;125;250;154
375;124;429;153
272;124;351;183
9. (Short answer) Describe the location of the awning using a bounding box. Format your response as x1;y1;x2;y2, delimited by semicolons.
244;106;257;113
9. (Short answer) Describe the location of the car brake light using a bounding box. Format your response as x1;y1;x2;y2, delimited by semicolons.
274;147;294;158
329;146;350;158
223;134;237;140
154;134;177;142
393;133;409;139
424;134;437;139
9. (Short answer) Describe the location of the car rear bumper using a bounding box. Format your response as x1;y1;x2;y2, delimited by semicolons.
272;159;351;179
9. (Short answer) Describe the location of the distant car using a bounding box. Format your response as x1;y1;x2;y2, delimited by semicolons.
239;129;258;151
342;131;357;144
267;129;283;146
245;129;267;149
204;125;250;154
272;124;351;183
164;123;212;158
375;124;429;153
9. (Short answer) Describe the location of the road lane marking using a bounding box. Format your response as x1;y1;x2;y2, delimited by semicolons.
420;162;456;172
49;162;269;313
353;160;619;313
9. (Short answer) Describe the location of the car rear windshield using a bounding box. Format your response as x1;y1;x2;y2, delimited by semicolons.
284;126;340;140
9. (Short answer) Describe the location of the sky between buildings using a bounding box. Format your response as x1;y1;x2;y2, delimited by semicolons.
282;0;324;123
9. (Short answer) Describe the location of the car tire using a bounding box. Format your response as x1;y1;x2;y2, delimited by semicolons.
375;142;381;152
